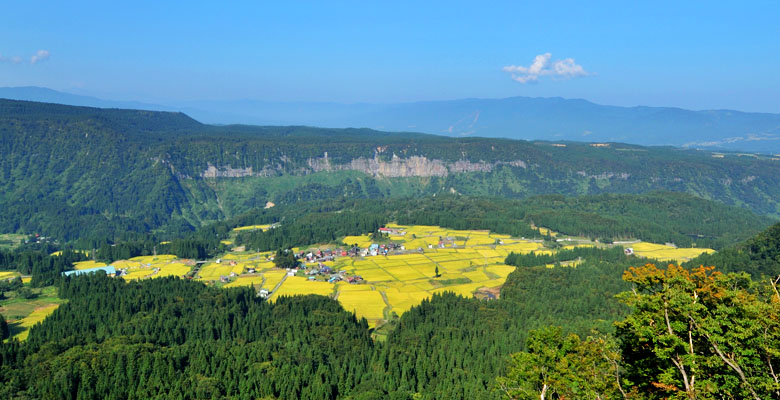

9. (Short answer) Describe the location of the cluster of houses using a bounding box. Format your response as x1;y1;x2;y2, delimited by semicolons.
304;265;364;284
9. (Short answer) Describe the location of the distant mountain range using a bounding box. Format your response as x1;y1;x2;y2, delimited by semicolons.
2;86;780;153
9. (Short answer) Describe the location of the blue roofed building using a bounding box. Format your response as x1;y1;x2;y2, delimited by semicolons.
62;266;116;277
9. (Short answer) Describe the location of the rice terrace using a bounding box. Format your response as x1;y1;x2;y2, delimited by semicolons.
50;223;715;334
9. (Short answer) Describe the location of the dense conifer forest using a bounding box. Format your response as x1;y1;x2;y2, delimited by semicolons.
3;223;780;398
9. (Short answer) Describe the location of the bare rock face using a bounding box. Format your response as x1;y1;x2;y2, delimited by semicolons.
201;154;528;178
200;163;281;178
201;163;255;178
306;154;519;177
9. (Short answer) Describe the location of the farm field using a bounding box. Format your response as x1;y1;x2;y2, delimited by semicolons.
223;275;265;288
73;260;108;270
11;304;59;341
629;242;714;261
337;288;387;328
232;224;272;232
253;224;719;330
20;224;716;336
0;271;20;280
0;286;64;342
264;224;536;327
110;255;194;281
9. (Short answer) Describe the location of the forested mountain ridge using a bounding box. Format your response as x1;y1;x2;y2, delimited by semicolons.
685;222;780;278
2;99;780;243
5;86;780;154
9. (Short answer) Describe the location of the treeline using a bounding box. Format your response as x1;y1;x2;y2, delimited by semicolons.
70;192;769;269
93;237;226;262
237;212;385;251
221;194;767;252
505;245;628;267
0;247;86;287
1;275;374;399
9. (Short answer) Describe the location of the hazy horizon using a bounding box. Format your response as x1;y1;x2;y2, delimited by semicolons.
2;1;779;113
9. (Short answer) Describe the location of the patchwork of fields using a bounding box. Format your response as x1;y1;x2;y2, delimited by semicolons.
269;224;550;328
2;224;716;339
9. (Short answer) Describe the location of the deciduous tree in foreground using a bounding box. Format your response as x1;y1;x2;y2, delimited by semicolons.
498;264;780;399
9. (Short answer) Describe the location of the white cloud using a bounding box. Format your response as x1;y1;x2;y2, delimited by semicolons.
0;49;50;65
30;50;50;64
503;53;588;83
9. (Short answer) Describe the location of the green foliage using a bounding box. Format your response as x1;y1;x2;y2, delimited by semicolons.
505;245;627;268
0;313;7;340
495;263;780;399
273;249;298;269
0;275;373;399
685;222;780;278
2;99;779;245
16;287;36;300
224;194;766;253
615;264;780;399
0;277;23;293
0;248;86;287
238;210;384;251
496;327;624;399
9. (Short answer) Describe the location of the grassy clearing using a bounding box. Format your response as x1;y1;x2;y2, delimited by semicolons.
0;233;26;250
196;263;244;281
153;262;192;278
257;224;542;326
88;222;714;332
343;235;373;248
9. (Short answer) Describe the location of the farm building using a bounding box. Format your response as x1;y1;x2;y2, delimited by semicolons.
63;266;117;277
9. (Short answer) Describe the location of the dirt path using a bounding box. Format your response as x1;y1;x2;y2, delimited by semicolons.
268;274;288;297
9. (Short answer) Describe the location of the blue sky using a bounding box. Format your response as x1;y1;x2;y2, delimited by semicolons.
2;1;779;112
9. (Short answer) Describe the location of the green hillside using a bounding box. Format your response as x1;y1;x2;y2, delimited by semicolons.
2;99;780;243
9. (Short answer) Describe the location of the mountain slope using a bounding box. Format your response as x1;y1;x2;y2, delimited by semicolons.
685;222;780;277
1;99;780;242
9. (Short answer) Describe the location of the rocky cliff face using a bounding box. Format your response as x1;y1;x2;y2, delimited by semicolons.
201;154;528;178
201;163;282;178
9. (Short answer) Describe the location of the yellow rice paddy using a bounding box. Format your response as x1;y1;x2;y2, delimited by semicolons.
630;242;714;262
